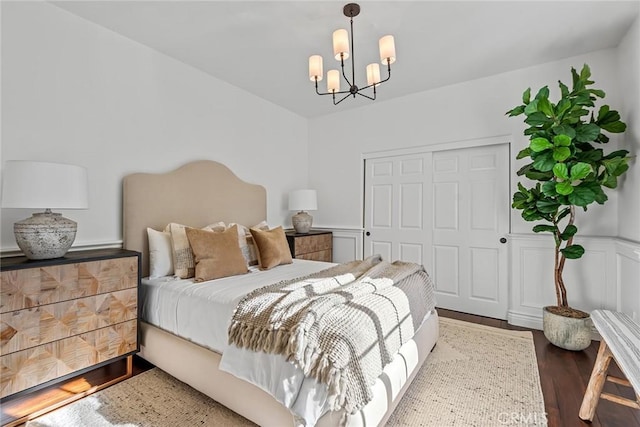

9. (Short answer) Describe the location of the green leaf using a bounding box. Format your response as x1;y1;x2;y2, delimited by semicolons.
534;86;550;100
551;124;576;139
555;98;571;117
532;151;556;172
575;123;601;142
522;88;531;104
596;105;610;122
576;149;603;163
553;163;569;180
536;199;560;213
553;134;572;147
533;224;557;233
602;174;618;189
557;208;571;222
516;147;531;159
580;64;591;80
524;99;539;115
569;163;592;180
604;149;630;160
589;88;605;98
541;181;557;197
525;112;551;126
558;80;570;98
600;121;627;133
525;169;554;181
552;146;571;161
538;97;554;117
506;105;525;117
560;225;578;240
568;185;597;206
561;244;585;259
530;137;553;152
555;181;574;195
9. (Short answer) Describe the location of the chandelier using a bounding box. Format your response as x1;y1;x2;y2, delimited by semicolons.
308;3;396;105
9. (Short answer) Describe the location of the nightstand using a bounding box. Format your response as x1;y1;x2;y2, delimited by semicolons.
286;230;333;262
0;248;140;400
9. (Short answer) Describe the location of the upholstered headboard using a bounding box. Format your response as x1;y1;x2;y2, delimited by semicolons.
123;160;267;277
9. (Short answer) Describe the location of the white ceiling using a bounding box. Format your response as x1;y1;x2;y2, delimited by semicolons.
51;1;639;118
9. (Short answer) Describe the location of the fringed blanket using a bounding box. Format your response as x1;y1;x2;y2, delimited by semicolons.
228;255;434;415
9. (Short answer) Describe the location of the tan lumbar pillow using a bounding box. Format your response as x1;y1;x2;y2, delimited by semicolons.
249;226;293;270
185;225;249;282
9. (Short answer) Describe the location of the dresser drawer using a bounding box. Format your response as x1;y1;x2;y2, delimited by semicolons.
1;288;137;355
294;233;332;255
296;250;333;262
1;257;138;313
0;319;137;397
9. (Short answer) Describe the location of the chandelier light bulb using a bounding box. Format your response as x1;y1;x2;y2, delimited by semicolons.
309;55;324;81
379;35;396;64
333;29;350;60
327;70;340;92
366;63;381;86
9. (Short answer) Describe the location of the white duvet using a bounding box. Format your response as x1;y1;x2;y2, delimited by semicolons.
140;260;431;426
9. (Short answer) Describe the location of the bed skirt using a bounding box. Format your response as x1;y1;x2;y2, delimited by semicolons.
138;311;439;426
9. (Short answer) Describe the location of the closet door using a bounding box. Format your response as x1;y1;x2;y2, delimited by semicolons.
364;143;510;319
432;144;510;319
364;153;433;271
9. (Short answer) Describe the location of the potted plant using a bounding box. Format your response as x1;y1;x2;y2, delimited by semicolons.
507;64;631;350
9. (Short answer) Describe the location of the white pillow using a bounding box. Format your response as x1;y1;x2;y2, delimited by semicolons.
147;227;174;278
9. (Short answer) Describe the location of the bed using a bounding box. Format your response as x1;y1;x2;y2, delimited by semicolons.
122;160;439;426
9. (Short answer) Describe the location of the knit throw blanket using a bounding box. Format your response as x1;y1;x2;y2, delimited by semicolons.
228;255;425;414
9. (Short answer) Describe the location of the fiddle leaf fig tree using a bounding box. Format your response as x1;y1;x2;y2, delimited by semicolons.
507;64;630;315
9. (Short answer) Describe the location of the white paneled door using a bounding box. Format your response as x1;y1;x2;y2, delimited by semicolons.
364;153;434;271
364;143;510;319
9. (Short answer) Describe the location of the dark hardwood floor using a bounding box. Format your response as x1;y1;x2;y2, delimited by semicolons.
3;309;638;426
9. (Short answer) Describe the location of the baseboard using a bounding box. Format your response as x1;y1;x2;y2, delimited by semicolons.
508;310;543;330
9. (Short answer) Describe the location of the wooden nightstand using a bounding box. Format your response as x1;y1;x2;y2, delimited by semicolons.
0;248;140;403
286;230;333;262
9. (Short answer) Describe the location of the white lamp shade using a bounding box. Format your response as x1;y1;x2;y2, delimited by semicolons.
309;55;323;81
333;29;350;60
367;63;381;86
379;35;396;64
1;161;89;209
327;70;340;92
288;189;317;211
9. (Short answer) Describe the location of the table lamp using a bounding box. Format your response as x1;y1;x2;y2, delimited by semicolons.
1;161;89;259
288;189;317;234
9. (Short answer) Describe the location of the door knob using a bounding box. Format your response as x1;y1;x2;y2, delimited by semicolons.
499;237;507;244
365;231;371;236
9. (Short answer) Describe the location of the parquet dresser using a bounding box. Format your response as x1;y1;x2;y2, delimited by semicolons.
285;230;333;262
0;248;140;402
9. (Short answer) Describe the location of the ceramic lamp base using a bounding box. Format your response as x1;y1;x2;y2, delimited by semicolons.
292;211;313;234
14;211;77;259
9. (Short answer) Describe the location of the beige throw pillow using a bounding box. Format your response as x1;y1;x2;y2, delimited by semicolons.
165;223;196;279
250;226;293;270
230;221;269;266
185;225;249;282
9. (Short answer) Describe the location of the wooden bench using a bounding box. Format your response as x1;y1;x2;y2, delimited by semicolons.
579;310;640;421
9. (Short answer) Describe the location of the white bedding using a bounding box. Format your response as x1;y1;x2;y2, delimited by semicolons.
140;259;433;426
140;259;335;353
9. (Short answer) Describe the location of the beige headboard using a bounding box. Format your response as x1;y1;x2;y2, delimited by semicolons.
123;160;267;277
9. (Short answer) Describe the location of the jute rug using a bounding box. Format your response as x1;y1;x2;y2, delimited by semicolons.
27;317;546;426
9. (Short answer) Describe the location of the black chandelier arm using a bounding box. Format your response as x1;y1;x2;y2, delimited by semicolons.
339;56;352;87
315;78;352;96
349;16;356;87
334;92;353;105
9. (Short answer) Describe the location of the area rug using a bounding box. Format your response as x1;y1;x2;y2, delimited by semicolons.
26;317;546;427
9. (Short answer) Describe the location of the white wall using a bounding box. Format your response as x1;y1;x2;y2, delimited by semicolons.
617;16;640;241
0;2;308;251
308;49;624;237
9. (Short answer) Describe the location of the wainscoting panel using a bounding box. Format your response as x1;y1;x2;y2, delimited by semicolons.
508;234;618;330
615;239;640;322
321;228;363;264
